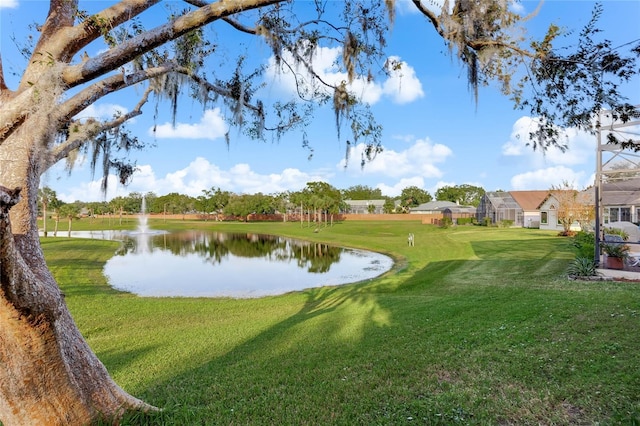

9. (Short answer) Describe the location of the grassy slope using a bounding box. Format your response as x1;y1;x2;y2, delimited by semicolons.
41;220;640;424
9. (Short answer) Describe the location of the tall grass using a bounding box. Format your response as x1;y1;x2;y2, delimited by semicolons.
41;220;640;424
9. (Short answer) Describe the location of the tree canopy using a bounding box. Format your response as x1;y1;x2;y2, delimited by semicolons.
400;185;432;209
435;184;486;207
342;185;384;200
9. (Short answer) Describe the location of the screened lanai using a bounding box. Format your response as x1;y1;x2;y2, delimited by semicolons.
476;192;523;226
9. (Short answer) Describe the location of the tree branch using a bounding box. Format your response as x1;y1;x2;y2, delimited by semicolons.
61;0;283;88
0;88;35;144
20;0;161;92
48;87;152;169
181;0;259;34
58;0;163;63
411;0;537;60
58;63;178;124
33;0;77;54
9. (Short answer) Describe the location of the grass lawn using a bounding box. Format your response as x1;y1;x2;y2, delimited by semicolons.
40;219;640;424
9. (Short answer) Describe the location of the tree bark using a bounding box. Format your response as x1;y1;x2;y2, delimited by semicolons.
0;126;155;424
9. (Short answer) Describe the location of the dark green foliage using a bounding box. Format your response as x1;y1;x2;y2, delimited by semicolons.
400;186;432;209
572;231;595;259
566;257;597;277
456;217;474;225
440;217;453;228
341;185;383;200
435;184;486;207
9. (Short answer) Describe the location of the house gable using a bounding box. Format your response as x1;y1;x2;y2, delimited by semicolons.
509;190;549;212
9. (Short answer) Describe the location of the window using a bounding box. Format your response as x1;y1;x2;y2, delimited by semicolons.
541;211;548;224
609;207;619;223
621;208;631;222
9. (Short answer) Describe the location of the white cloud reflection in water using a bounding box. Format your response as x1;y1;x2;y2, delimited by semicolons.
99;230;393;298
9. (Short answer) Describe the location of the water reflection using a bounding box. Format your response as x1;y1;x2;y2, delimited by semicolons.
103;231;393;298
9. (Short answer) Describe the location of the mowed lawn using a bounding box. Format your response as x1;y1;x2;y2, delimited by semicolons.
41;220;640;425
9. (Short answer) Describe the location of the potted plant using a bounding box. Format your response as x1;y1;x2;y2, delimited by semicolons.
602;242;630;270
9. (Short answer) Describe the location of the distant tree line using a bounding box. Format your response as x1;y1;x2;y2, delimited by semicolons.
39;183;487;222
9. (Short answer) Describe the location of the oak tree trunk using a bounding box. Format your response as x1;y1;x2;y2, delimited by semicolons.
0;123;154;425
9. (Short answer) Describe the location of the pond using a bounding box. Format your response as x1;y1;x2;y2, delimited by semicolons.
80;230;393;298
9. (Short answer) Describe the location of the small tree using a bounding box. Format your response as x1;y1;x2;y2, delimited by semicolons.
58;204;80;237
551;182;595;235
38;187;60;237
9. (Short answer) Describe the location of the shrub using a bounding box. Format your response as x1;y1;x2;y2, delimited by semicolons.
456;217;474;225
604;226;629;241
567;257;598;277
440;217;453;228
499;219;514;228
572;231;595;258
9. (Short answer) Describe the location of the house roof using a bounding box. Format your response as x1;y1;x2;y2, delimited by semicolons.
442;206;477;214
536;188;600;210
509;190;549;211
344;199;386;207
410;200;459;211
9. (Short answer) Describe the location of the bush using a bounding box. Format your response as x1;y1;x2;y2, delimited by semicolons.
567;257;598;277
440;217;453;228
499;219;514;228
572;231;595;258
604;226;629;241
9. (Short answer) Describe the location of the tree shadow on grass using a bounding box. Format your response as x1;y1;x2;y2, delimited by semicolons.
108;280;403;423
107;257;493;424
104;233;582;424
96;345;162;378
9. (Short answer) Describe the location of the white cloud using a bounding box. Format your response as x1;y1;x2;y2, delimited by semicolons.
57;175;122;203
265;46;423;106
510;166;588;191
382;56;424;104
340;137;452;179
502;116;594;168
57;157;331;202
151;109;228;140
377;177;425;197
75;103;129;121
0;0;18;8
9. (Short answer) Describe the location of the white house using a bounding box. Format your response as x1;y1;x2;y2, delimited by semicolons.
537;190;593;232
343;199;386;214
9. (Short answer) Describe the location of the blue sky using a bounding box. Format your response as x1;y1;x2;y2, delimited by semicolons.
1;0;639;202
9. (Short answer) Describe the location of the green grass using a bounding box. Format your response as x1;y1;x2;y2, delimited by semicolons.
41;220;640;425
